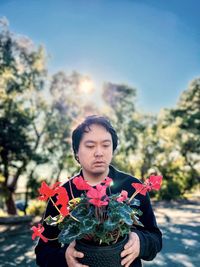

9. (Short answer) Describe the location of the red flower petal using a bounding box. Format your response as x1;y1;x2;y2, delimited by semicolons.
87;184;107;199
38;181;61;201
148;175;162;190
86;184;108;207
131;182;147;195
117;190;128;202
55;187;69;217
89;198;108;207
131;175;163;196
31;224;48;243
59;205;70;217
73;176;91;190
102;177;113;186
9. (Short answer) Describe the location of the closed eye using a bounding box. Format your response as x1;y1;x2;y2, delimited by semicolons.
86;145;95;149
103;144;110;148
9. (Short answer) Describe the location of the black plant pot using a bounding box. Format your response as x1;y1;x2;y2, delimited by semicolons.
75;235;129;267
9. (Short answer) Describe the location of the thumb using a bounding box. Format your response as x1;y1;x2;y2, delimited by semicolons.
69;240;76;248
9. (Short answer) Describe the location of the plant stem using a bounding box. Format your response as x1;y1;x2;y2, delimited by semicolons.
47;237;58;241
69;179;75;199
128;189;141;204
113;229;121;244
95;206;98;220
49;197;61;214
69;212;80;222
129;181;150;203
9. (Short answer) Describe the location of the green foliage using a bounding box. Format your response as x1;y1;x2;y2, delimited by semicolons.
153;79;200;199
102;82;143;173
0;19;100;214
0;19;48;214
46;194;142;245
102;79;200;200
1;16;199;207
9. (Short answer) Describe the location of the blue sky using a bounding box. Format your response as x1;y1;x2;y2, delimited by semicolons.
0;0;200;113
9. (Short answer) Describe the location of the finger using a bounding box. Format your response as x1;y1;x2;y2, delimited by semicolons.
124;237;137;250
124;240;133;250
69;240;76;248
121;253;135;266
68;242;84;259
76;263;89;267
73;250;84;258
68;257;88;267
125;261;133;267
67;257;78;267
73;259;89;267
121;246;133;258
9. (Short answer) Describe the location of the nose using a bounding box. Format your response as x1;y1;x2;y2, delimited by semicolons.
94;146;103;157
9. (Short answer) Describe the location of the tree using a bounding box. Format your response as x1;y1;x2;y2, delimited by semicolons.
151;79;200;199
168;79;200;190
102;82;143;173
0;18;48;214
43;71;99;183
130;114;162;179
153;111;187;199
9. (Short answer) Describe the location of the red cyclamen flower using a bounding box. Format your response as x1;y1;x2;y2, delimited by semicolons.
73;176;91;190
117;190;128;202
147;175;162;191
55;187;70;217
87;184;108;207
102;177;113;186
38;181;61;201
131;183;147;196
89;198;108;207
31;224;48;243
131;175;163;196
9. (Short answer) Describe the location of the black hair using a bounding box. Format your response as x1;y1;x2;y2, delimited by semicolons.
72;115;118;161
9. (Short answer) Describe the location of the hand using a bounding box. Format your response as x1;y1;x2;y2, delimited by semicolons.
65;241;89;267
121;232;140;267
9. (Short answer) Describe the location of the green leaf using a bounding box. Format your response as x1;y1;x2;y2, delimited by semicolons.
118;205;133;225
58;223;82;244
44;214;62;226
103;220;118;231
71;203;94;221
131;214;144;227
129;198;140;207
81;218;97;234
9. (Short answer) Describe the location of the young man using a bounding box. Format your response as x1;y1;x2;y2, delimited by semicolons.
35;115;162;267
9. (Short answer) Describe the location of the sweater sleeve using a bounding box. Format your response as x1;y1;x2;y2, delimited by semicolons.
35;199;69;267
131;194;162;261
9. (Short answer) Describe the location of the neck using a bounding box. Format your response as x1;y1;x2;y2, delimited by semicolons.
82;168;109;186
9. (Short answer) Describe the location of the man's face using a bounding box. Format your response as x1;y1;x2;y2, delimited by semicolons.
77;124;113;177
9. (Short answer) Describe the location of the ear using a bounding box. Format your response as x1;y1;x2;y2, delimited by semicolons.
113;148;117;156
75;154;80;163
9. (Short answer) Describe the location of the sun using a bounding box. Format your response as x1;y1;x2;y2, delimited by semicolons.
79;79;94;94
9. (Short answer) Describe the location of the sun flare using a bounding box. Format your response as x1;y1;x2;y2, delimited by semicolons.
79;79;94;94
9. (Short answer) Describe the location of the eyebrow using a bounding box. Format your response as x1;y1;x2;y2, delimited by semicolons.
84;140;111;144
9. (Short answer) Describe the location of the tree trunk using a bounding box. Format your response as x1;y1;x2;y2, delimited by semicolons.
5;190;17;215
55;167;63;182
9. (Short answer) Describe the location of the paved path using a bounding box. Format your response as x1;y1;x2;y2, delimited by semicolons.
144;199;200;267
0;199;199;267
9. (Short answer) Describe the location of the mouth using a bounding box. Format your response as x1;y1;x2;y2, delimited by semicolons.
93;161;105;166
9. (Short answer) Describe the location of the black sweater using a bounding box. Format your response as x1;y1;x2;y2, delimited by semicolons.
35;165;162;267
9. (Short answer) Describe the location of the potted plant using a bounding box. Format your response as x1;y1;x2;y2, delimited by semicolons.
32;175;162;267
